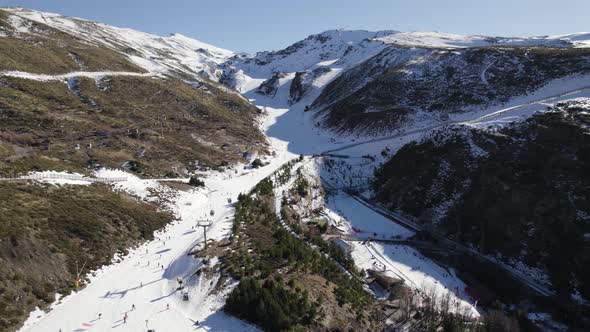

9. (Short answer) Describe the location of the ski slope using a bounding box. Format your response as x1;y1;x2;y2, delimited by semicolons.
19;118;300;332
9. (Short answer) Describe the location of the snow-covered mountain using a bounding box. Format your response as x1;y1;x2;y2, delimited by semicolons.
217;27;590;135
3;7;233;79
220;29;394;101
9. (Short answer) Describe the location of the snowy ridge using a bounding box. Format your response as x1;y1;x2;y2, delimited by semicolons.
377;31;590;49
3;7;233;79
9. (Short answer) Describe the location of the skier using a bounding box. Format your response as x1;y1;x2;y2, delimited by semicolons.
98;313;102;319
140;281;143;287
132;304;135;311
166;303;170;310
123;313;128;323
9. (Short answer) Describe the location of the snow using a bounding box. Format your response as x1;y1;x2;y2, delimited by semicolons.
0;70;153;81
23;171;92;185
18;166;268;332
324;193;414;240
458;74;590;130
377;31;590;49
3;7;233;79
225;29;390;105
7;14;32;33
488;254;553;292
527;312;568;331
350;242;480;318
8;170;127;185
94;169;155;200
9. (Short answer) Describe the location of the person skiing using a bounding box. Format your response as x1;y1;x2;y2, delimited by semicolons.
132;304;135;311
98;313;102;319
123;313;128;323
166;303;170;310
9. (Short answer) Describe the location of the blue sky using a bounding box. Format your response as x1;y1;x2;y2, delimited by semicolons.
1;0;588;53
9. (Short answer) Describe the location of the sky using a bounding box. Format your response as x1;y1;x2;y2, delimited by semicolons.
1;0;589;53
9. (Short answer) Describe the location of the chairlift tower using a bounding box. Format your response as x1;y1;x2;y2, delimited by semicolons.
197;221;212;250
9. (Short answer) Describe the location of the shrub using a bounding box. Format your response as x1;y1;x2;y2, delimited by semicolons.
251;158;264;169
188;176;205;187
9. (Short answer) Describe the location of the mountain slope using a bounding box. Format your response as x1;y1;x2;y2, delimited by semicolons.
0;9;270;331
2;7;232;79
373;99;590;304
312;44;590;134
221;27;590;137
0;9;266;177
0;182;173;331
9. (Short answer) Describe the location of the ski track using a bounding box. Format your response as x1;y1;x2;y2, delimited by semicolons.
479;59;496;85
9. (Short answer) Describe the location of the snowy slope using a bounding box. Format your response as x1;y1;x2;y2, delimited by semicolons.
222;29;393;104
3;7;233;79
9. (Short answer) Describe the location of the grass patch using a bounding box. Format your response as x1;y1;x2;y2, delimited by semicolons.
0;75;266;176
